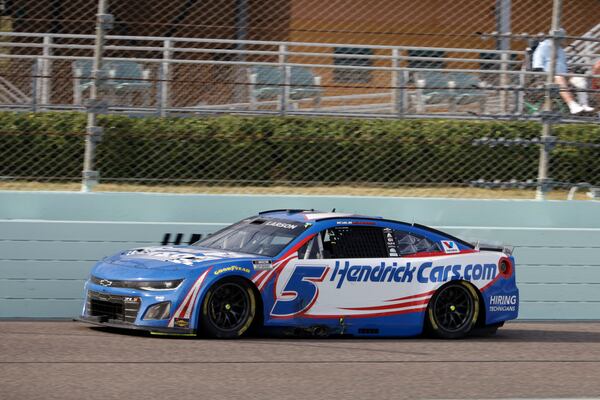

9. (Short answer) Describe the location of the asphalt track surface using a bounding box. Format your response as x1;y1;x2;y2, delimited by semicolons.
1;321;599;400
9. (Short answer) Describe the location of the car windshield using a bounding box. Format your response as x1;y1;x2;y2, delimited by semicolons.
194;218;307;257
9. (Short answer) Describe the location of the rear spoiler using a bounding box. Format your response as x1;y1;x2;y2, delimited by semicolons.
472;241;514;256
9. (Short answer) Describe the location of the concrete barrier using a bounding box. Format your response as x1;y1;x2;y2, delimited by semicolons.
1;191;599;319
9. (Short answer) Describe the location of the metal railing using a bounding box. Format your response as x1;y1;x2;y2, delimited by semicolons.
0;0;599;199
0;31;597;121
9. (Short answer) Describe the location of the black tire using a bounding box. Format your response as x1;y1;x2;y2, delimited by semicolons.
199;279;256;339
426;281;479;339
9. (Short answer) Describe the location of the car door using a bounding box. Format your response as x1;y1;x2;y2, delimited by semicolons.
270;224;400;319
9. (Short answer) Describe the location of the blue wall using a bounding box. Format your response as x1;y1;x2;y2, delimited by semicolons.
1;191;599;319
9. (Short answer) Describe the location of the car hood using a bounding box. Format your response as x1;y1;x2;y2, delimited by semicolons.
102;245;263;271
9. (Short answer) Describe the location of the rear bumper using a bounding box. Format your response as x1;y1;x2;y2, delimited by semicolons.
77;315;196;335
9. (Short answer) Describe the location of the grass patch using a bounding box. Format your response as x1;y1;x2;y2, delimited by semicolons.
0;181;593;200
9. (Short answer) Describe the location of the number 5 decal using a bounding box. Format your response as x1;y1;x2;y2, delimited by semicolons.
271;266;329;317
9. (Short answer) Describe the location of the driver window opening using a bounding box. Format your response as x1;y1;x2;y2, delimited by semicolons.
298;226;443;259
301;226;389;259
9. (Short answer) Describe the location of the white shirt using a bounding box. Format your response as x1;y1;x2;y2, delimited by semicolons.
532;39;567;74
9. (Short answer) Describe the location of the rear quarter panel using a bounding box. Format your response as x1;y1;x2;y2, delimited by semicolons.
259;250;517;335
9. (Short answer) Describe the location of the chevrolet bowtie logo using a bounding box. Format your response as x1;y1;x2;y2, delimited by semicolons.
99;279;113;287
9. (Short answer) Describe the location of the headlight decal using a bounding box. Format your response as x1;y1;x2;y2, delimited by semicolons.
90;276;184;291
143;301;172;320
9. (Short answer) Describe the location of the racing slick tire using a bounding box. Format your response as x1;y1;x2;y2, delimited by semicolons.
426;281;480;339
199;278;257;339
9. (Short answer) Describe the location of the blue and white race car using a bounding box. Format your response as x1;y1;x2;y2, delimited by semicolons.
80;210;518;339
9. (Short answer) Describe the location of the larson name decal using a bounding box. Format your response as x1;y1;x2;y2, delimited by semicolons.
265;221;299;229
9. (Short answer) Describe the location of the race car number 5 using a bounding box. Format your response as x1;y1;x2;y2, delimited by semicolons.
271;266;328;317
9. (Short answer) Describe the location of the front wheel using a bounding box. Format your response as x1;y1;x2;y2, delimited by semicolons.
426;281;479;339
199;279;256;338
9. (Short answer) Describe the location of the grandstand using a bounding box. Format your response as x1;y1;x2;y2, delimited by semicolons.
0;0;597;116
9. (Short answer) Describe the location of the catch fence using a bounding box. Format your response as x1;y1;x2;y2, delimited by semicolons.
0;0;598;199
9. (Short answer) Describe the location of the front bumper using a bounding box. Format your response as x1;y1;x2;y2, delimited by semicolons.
82;282;195;334
78;315;196;335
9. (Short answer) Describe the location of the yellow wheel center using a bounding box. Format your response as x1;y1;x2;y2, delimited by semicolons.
225;304;231;310
450;305;456;312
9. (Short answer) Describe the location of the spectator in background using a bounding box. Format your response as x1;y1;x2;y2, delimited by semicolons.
532;37;594;114
592;59;600;108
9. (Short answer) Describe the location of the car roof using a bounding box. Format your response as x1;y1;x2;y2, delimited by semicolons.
258;209;384;223
257;209;474;249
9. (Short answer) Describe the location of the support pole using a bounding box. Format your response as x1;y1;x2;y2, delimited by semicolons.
41;35;52;107
536;0;562;200
448;80;457;113
234;0;249;104
278;44;288;115
249;72;257;110
391;48;404;115
82;0;110;192
497;0;511;114
31;61;38;112
159;39;172;117
415;78;425;114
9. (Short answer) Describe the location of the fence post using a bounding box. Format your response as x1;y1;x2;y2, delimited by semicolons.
500;51;509;113
415;78;425;113
402;70;409;113
73;65;83;106
31;60;38;112
82;0;111;192
391;48;404;115
249;72;257;110
279;44;288;115
40;35;52;107
516;63;526;114
536;0;562;200
159;39;172;118
155;64;162;116
313;75;322;109
448;80;457;113
234;0;249;104
497;0;511;114
478;81;488;114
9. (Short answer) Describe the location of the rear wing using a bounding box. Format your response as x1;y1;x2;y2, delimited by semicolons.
472;241;514;256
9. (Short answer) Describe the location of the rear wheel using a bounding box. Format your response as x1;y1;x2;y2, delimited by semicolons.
199;279;256;338
427;281;479;339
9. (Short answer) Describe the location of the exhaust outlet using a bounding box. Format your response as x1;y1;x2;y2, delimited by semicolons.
311;326;329;338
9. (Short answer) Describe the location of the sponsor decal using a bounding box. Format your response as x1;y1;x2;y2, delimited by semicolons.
252;260;273;270
124;247;246;266
489;295;518;312
441;240;460;254
174;318;190;328
330;260;497;288
213;265;251;275
265;221;298;230
383;228;398;257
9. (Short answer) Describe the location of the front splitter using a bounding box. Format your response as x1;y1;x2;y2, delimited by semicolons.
77;316;196;335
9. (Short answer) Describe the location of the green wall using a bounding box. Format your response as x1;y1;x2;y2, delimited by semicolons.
1;191;599;319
